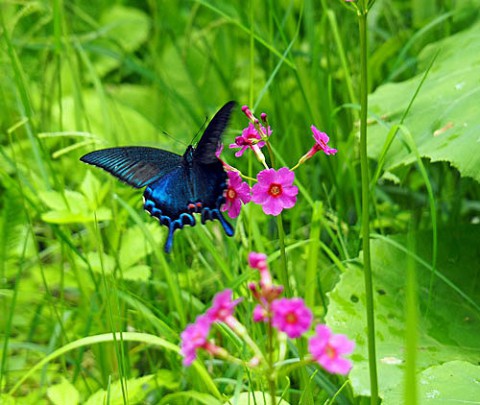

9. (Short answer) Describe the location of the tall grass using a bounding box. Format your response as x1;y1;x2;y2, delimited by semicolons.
1;0;479;403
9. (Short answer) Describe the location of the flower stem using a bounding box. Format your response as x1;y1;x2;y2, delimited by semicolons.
358;5;379;404
267;321;276;405
276;214;291;296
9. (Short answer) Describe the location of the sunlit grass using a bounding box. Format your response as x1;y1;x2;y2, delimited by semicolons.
1;0;479;403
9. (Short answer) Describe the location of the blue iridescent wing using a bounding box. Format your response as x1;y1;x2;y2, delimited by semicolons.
80;102;237;253
193;101;236;164
192;159;234;237
143;166;196;253
80;147;182;188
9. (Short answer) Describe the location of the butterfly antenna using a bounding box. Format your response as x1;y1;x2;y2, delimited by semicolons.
190;116;209;146
162;130;188;148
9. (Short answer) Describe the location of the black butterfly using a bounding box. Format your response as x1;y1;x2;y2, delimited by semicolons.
80;101;236;253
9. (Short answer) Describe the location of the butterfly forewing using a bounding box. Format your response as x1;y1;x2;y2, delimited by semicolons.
193;101;236;164
80;147;182;188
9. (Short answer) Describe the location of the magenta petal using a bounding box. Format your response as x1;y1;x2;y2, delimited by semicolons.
278;167;295;184
262;198;283;215
256;168;276;184
331;334;355;354
282;185;299;197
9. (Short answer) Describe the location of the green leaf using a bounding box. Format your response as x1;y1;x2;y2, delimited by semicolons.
154;369;181;391
231;392;290;404
159;391;223;405
41;208;112;224
121;264;151;281
119;223;162;269
326;225;480;398
39;189;112;223
368;20;480;182
84;374;154;405
0;394;15;405
47;378;80;405
39;190;87;212
80;171;108;210
84;252;115;275
383;361;480;403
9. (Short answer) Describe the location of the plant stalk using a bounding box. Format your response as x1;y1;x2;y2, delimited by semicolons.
358;6;379;404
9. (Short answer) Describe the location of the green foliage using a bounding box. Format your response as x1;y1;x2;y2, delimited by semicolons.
384;360;480;403
327;227;480;397
1;0;479;403
368;20;480;183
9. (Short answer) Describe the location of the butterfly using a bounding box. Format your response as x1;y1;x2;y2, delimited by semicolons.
80;101;236;253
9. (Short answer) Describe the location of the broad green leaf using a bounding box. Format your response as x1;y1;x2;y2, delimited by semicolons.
326;226;480;398
84;252;115;275
84;374;154;405
39;190;87;212
383;361;480;403
47;378;80;405
80;171;109;210
41;208;112;224
118;223;162;269
121;264;151;281
368;20;480;182
39;189;112;223
154;369;181;391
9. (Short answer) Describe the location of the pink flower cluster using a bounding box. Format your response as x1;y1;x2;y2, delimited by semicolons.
180;289;241;366
248;253;312;338
219;105;337;219
180;252;355;375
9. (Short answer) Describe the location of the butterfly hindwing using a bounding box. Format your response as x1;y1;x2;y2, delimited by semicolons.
80;147;182;188
192;159;234;237
143;165;196;253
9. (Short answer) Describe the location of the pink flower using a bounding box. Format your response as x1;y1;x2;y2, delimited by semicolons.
251;168;298;216
180;314;212;366
248;252;268;272
308;324;355;375
271;298;313;338
229;123;271;158
309;126;337;156
221;171;251;219
242;105;254;121
206;289;242;324
253;303;269;322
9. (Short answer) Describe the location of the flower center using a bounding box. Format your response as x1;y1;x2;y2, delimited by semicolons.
285;312;298;324
268;183;282;197
325;344;336;359
226;188;237;200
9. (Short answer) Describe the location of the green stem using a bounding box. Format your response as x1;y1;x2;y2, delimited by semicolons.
358;6;379;404
267;322;276;405
276;214;291;296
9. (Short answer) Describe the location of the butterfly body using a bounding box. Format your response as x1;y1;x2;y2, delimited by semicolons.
80;101;236;253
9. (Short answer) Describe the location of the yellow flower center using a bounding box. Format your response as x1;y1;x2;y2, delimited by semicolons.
269;183;282;197
325;344;336;359
227;188;237;200
286;312;297;324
